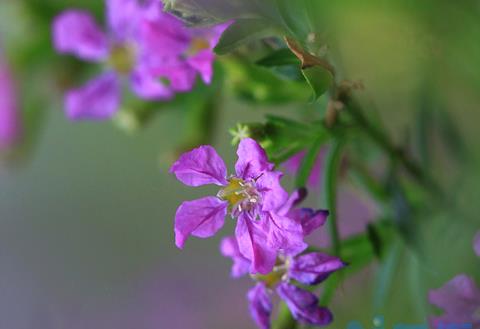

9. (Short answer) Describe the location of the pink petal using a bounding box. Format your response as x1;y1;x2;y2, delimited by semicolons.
247;283;272;329
235;138;273;180
220;236;251;278
428;274;480;319
129;68;174;100
235;214;276;275
52;10;109;61
187;50;215;84
65;72;120;121
263;211;307;256
256;171;288;212
170;145;228;187
0;58;21;148
174;196;227;248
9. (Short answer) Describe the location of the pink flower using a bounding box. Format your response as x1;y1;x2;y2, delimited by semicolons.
52;0;226;120
170;138;307;274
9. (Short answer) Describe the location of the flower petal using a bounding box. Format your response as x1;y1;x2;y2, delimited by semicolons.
474;231;480;257
289;252;346;285
428;274;480;319
263;211;307;256
290;208;329;236
256;171;288;212
106;0;143;41
247;283;272;329
129;67;175;100
235;138;273;180
170;145;228;187
220;236;251;278
277;188;307;216
277;283;333;326
52;10;109;61
187;50;215;84
65;72;120;121
0;59;21;148
235;214;277;275
174;196;227;248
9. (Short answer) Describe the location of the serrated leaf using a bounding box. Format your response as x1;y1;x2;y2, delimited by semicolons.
214;18;274;55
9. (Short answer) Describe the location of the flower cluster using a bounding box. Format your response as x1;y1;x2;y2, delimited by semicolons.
171;138;346;328
428;232;480;327
52;0;226;121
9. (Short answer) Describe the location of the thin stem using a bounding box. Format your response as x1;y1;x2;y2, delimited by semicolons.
322;139;345;257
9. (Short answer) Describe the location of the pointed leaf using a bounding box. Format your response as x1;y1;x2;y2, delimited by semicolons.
214;18;274;55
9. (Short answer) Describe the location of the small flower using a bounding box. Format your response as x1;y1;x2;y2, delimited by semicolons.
428;231;480;327
170;138;307;274
0;54;21;149
428;274;480;328
221;203;345;329
52;0;226;120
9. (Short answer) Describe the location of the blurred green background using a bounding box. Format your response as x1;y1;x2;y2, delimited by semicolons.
1;0;480;328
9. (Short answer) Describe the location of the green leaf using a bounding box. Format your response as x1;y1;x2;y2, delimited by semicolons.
256;48;300;67
302;66;334;100
284;37;334;100
214;18;274;55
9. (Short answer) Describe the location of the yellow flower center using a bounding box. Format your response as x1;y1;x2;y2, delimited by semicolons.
217;178;260;213
108;44;135;74
186;37;210;56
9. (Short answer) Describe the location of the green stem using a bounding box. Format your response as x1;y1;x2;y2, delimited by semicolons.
323;139;345;257
274;302;297;329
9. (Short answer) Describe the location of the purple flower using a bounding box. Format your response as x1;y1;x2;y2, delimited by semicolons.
0;54;21;148
52;0;226;121
221;234;343;328
277;283;333;326
171;138;307;274
247;283;272;329
428;274;480;328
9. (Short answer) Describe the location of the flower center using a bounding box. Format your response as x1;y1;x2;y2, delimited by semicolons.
251;257;289;287
186;37;210;56
108;44;135;74
217;178;261;214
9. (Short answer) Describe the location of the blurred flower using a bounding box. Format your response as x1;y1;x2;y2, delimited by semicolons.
170;138;307;274
0;53;21;149
428;231;480;327
428;275;480;328
52;0;226;120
